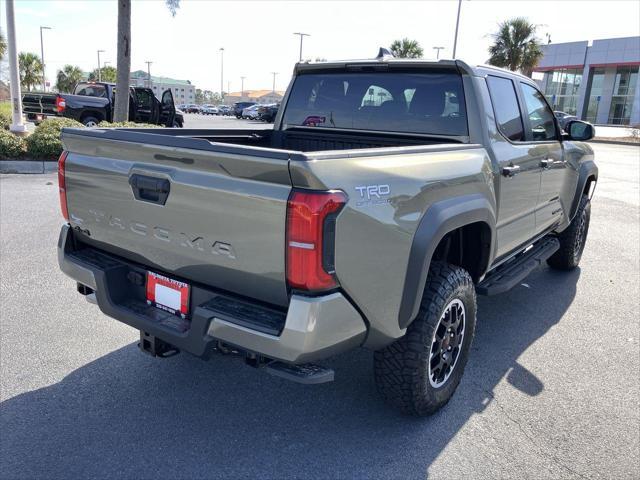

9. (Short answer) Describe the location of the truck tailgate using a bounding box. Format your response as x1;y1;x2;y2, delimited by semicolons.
22;92;57;115
62;131;292;307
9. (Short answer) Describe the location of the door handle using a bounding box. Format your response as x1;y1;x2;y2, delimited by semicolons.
502;165;521;177
540;158;555;169
129;174;171;205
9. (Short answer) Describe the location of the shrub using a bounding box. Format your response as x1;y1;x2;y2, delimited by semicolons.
25;117;84;159
0;102;12;130
98;121;162;128
0;129;27;159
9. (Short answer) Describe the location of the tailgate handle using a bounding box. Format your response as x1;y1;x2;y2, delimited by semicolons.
129;174;171;205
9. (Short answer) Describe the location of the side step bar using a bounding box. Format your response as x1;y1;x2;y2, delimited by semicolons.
477;237;560;296
265;361;335;384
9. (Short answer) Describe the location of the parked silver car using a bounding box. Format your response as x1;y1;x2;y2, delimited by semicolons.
242;104;260;120
202;105;219;115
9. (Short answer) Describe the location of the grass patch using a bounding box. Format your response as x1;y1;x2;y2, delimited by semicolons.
0;102;12;130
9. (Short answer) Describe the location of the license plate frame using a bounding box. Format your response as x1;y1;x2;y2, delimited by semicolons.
146;271;190;318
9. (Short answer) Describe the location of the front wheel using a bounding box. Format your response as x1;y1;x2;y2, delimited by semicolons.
547;194;591;270
374;262;477;416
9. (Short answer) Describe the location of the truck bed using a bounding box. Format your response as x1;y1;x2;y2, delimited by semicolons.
64;126;463;154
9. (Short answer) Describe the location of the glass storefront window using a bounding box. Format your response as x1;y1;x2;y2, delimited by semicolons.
608;66;639;125
585;68;605;123
544;67;583;115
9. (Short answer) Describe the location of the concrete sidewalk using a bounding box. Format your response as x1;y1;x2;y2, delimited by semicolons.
594;125;639;138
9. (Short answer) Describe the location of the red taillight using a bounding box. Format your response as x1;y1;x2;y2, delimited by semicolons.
286;190;347;292
58;151;69;221
55;95;66;113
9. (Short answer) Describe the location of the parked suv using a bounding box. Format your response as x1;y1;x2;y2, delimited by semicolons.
258;103;280;122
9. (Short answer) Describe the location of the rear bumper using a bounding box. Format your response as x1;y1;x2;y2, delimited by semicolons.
58;225;367;363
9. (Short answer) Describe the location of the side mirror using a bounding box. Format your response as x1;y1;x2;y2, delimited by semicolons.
566;120;594;141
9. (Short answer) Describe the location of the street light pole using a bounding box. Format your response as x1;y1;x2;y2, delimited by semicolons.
271;72;278;93
240;76;246;99
433;46;445;59
145;60;152;88
293;32;310;62
452;0;463;59
5;0;26;133
219;47;224;99
39;26;51;91
97;49;105;82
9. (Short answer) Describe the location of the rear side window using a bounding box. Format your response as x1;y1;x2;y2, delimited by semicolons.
282;71;468;136
486;76;524;141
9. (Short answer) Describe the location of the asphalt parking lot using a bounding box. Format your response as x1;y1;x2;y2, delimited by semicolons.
1;143;638;479
182;112;271;129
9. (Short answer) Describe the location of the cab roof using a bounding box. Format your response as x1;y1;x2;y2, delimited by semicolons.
294;53;533;82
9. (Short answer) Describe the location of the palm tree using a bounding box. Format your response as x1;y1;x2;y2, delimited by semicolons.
114;0;180;121
487;18;543;77
56;65;84;93
88;66;117;83
0;30;7;61
390;38;424;59
18;52;43;91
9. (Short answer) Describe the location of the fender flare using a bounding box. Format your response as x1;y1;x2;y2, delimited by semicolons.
569;161;598;220
398;193;496;329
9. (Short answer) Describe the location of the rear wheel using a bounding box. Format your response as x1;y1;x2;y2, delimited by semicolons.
547;194;591;270
374;262;476;416
81;116;100;128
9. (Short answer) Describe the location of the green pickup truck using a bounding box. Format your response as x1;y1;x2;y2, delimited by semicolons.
57;53;597;415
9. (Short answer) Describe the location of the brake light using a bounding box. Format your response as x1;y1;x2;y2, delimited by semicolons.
286;190;347;291
58;151;69;221
55;95;66;113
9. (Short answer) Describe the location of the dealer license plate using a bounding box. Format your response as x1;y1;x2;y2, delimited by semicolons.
146;271;190;318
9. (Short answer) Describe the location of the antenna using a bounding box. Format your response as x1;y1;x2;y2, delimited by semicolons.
376;47;394;59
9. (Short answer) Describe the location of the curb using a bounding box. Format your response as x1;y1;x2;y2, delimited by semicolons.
0;160;57;174
591;139;640;147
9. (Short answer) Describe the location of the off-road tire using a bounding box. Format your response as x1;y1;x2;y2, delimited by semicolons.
374;262;477;416
547;194;591;270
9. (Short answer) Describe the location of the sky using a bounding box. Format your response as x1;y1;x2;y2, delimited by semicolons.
2;0;640;93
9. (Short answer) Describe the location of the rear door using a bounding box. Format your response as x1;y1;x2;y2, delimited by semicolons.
159;89;176;126
486;75;541;258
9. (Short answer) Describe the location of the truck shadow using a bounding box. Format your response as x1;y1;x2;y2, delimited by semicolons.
0;266;579;479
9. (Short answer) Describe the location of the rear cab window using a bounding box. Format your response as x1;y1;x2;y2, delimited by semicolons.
73;83;108;98
282;69;468;137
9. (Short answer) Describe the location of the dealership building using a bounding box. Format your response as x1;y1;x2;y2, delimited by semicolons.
130;70;196;104
533;36;639;125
